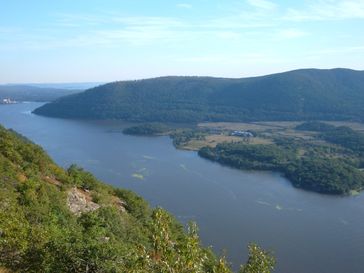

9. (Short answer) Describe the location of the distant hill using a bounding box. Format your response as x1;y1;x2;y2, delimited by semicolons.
0;85;82;102
33;68;364;122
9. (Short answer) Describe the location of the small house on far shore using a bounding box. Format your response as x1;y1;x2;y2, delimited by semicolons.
230;130;254;137
1;98;17;104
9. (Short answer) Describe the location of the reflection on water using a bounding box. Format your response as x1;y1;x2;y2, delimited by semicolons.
1;103;364;273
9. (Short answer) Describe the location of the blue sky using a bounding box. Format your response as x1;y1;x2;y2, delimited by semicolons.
1;0;364;83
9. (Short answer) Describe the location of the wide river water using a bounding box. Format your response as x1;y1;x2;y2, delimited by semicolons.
1;102;364;273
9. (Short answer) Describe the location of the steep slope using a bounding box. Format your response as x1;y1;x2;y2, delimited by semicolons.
0;125;274;272
33;68;364;122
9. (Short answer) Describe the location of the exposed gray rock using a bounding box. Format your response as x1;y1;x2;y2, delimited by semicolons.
67;187;100;216
114;197;127;213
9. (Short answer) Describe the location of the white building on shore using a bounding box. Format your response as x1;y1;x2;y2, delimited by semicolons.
1;98;17;104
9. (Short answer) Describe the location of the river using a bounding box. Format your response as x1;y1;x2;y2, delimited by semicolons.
0;102;363;273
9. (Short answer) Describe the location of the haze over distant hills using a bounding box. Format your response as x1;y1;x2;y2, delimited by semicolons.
0;85;83;102
23;82;104;90
34;68;364;122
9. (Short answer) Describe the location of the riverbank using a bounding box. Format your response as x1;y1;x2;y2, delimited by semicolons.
123;121;364;195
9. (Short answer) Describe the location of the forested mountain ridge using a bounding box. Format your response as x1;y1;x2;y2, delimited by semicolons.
0;124;274;272
33;68;364;122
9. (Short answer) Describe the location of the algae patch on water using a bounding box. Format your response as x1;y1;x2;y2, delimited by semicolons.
179;164;188;171
256;200;272;207
132;173;144;180
143;155;156;160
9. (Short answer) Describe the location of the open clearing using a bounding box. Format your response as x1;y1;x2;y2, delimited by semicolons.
180;134;273;151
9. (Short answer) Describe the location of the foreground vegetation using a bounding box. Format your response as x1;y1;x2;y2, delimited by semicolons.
0;124;275;272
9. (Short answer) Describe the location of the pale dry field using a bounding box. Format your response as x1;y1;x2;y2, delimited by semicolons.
273;129;317;140
189;120;364;151
198;122;278;131
199;121;364;132
252;121;302;129
325;121;364;132
180;134;272;150
198;121;303;131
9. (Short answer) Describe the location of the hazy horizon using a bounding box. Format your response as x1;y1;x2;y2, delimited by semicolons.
1;66;363;86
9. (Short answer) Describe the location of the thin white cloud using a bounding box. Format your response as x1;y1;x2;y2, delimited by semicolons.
54;13;107;27
309;46;364;55
284;0;364;21
177;3;192;9
275;29;308;39
215;31;242;39
176;52;282;65
202;16;276;29
2;1;362;52
246;0;277;10
111;16;185;28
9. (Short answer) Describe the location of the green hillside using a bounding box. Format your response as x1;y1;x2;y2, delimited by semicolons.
34;68;364;122
0;125;274;273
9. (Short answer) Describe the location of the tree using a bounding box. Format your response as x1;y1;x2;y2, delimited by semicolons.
240;243;275;273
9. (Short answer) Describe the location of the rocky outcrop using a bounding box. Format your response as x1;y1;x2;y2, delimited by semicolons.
67;187;100;216
112;196;127;213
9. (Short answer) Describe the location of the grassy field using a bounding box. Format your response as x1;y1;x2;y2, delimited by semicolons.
167;120;364;152
179;135;273;150
325;121;364;132
177;120;364;151
198;122;281;131
199;121;364;131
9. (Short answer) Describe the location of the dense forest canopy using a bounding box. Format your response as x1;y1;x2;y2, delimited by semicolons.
122;123;171;136
0;124;274;272
296;122;364;156
34;68;364;122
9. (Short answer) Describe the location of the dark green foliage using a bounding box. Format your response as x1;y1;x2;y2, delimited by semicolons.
34;68;364;122
0;124;274;272
199;142;364;195
199;143;293;171
297;122;364;156
321;126;364;155
285;158;364;194
122;123;170;136
171;129;208;147
295;121;336;132
0;126;57;177
114;188;150;220
67;164;101;191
